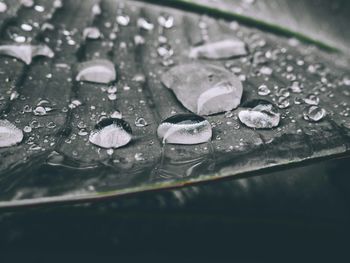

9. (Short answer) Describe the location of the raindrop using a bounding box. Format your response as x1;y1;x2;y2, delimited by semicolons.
158;14;174;29
116;15;130;26
238;100;280;129
134;35;145;45
277;96;290;109
33;106;47;116
83;27;101;40
111;110;122;119
21;23;33;32
0;44;54;65
76;59;116;84
108;93;117;101
304;94;319;105
92;3;101;16
257;84;270;96
23;125;32;133
0;119;23;148
259;66;273;75
0;2;7;13
89;118;132;149
21;0;34;8
137;17;154;31
135;117;148;127
134;152;145;161
189;39;247;59
68;99;82;109
34;5;45;12
303;106;326;122
157;43;173;58
157;114;212;144
161;63;243;115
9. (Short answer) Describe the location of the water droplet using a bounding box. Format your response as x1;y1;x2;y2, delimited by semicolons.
83;27;101;40
134;35;145;45
21;0;34;8
135;117;148;127
259;66;273;75
107;93;117;101
134;152;145;161
137;17;154;31
34;5;45;12
0;120;23;148
304;94;319;105
92;3;101;15
162;63;243;115
157;43;173;58
0;44;54;65
33;106;47;116
238;100;280;129
76;59;116;84
257;84;270;96
68;99;82;109
23;125;32;133
111;110;122;119
21;23;33;32
0;2;7;13
158;14;174;29
116;15;130;26
89;118;132;149
277;96;290;109
189;39;247;59
303;106;326;122
157;114;212;144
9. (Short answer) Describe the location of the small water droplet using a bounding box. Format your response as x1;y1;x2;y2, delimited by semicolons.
238;100;280;129
304;94;319;105
111;110;122;119
21;0;34;8
135;117;148;127
0;120;23;148
76;59;116;84
157;114;212;144
189;39;247;59
33;106;47;116
21;23;33;32
257;84;271;96
134;152;145;161
158;14;174;29
137;17;154;31
34;5;45;12
89;118;132;149
83;27;101;40
116;15;130;26
303;106;326;122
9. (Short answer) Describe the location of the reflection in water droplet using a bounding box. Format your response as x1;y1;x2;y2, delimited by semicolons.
89;118;132;149
189;39;247;59
76;59;116;84
157;114;212;144
238;100;280;129
303;105;326;122
0;120;23;148
0;44;54;65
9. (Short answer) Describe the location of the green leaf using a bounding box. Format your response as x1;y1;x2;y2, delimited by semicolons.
0;0;349;208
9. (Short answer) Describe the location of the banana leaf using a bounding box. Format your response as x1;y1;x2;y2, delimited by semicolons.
0;0;349;208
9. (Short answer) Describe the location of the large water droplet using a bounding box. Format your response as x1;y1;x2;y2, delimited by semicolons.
0;44;54;65
157;114;212;144
189;39;247;60
89;118;132;149
0;119;24;148
303;105;326;122
238;100;280;129
162;63;243;115
76;59;116;84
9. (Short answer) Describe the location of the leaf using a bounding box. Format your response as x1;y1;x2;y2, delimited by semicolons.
0;0;349;208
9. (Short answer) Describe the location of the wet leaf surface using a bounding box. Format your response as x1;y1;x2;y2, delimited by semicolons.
0;0;349;208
